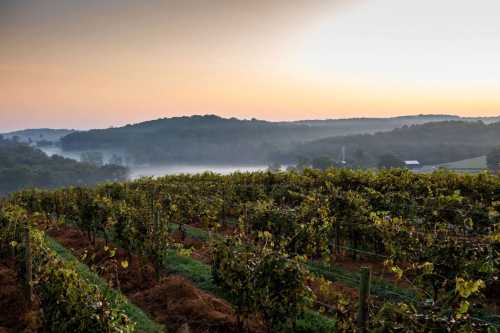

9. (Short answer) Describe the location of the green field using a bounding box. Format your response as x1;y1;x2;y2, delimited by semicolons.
439;155;487;169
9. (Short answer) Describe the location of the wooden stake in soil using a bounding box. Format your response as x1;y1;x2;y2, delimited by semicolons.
24;223;33;304
357;266;371;333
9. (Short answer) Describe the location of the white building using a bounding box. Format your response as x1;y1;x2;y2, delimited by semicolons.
404;160;420;169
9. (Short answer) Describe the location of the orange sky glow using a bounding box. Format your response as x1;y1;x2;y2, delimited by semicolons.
1;0;499;131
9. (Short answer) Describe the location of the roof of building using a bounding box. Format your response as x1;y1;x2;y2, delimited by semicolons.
404;160;420;165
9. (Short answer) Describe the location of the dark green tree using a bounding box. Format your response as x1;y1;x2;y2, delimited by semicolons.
486;146;500;172
378;154;405;168
311;156;334;170
80;151;104;166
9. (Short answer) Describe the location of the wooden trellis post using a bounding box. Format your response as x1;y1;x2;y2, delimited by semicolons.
357;266;371;332
24;223;33;304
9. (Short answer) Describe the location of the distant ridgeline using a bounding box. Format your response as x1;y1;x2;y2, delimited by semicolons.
0;137;128;195
2;128;76;144
286;121;500;168
59;115;500;165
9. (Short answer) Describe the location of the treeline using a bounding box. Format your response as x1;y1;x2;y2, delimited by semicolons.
0;137;128;195
59;115;500;165
285;121;500;167
60;115;314;164
2;128;75;144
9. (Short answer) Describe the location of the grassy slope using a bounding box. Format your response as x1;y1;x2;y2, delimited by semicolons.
306;261;416;303
439;156;487;169
163;250;337;332
78;223;336;332
45;236;164;333
175;224;500;328
172;223;415;303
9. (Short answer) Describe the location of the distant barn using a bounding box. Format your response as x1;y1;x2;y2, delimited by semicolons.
404;160;420;169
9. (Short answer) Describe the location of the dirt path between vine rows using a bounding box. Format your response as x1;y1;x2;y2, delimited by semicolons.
0;258;41;333
171;229;362;315
47;227;265;333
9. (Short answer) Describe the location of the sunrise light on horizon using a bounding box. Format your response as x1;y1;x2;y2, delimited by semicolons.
1;0;499;132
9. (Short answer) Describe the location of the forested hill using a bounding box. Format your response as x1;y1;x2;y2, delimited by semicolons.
0;137;127;195
61;115;308;164
59;114;500;165
286;121;500;167
2;128;75;143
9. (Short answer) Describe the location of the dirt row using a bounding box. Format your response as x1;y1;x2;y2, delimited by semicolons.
171;229;362;316
47;227;265;333
0;258;40;333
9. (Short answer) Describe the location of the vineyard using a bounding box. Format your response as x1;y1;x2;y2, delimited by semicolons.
1;168;499;332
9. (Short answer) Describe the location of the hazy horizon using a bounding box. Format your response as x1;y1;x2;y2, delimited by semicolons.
1;0;500;131
2;113;500;134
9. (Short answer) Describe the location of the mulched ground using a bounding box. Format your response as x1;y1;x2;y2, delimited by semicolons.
47;227;264;333
173;230;365;317
131;275;237;332
0;258;41;333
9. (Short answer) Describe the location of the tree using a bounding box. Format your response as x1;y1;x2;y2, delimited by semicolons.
295;156;311;171
109;154;124;166
0;138;128;195
352;148;372;167
486;146;500;172
312;156;334;170
268;161;282;172
378;154;404;169
36;140;53;147
80;151;104;167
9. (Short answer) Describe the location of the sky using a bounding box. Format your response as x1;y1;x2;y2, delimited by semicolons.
1;0;499;131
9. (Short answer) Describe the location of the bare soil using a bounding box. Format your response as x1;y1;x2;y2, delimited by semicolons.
175;232;364;314
0;258;41;333
130;275;238;333
47;227;264;333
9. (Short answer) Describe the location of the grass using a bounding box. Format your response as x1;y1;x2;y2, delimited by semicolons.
45;236;165;333
168;223;210;241
173;220;417;303
162;248;337;332
105;223;336;333
295;311;337;333
163;249;217;293
307;261;417;303
439;156;487;169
